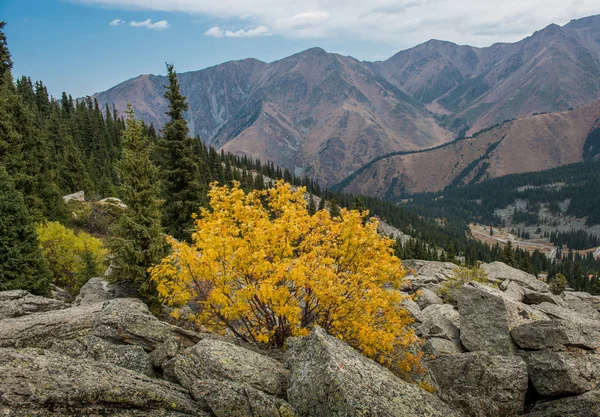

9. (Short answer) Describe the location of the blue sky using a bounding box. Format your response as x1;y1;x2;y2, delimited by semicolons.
2;0;600;98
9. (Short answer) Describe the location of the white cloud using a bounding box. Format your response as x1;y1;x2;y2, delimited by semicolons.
205;25;272;38
204;26;225;37
130;19;170;30
73;0;600;46
109;19;124;26
276;11;330;30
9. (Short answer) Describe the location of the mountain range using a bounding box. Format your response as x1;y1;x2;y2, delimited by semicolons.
94;15;600;191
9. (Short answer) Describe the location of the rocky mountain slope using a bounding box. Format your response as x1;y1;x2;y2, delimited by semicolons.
338;100;600;198
95;48;452;185
93;15;600;186
2;261;600;416
376;15;600;133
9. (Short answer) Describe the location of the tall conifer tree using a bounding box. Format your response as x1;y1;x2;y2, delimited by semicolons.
109;106;168;311
159;63;205;240
0;167;52;295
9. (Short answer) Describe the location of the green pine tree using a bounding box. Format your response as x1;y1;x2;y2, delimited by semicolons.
159;63;206;241
308;194;316;216
0;25;66;222
0;21;11;81
109;106;168;311
351;196;367;212
329;198;341;218
318;196;325;211
503;241;515;267
0;167;51;295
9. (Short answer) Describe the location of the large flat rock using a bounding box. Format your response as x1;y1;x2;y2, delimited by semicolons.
482;262;549;293
0;347;207;416
427;351;528;417
519;349;600;396
457;282;548;355
524;389;600;417
165;338;289;397
164;338;295;417
0;290;68;320
0;297;201;351
286;326;461;417
511;320;600;350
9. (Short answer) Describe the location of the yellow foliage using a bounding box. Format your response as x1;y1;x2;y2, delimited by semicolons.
151;181;422;376
37;221;107;292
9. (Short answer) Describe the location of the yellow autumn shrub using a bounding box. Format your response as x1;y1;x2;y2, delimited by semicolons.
151;180;422;376
37;221;108;293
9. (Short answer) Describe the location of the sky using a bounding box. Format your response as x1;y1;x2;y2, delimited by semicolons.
2;0;600;98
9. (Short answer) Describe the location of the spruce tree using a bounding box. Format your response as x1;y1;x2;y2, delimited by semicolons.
329;198;341;218
109;106;168;311
0;21;11;81
503;241;515;267
159;63;205;240
0;26;66;222
0;167;51;295
308;194;316;215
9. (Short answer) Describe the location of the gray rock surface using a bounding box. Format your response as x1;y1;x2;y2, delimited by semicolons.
0;347;207;416
0;298;201;351
165;338;289;397
533;301;600;322
50;335;152;375
74;276;115;305
401;296;423;322
511;320;600;350
0;290;68;320
49;284;73;303
427;351;528;417
524;389;600;417
188;379;296;417
522;289;565;306
286;326;461;417
482;262;550;292
457;282;548;355
563;291;600;312
63;190;85;203
417;304;460;340
165;338;294;417
404;260;458;280
425;303;461;328
150;335;186;369
561;292;600;320
519;349;600;396
422;337;462;356
403;260;458;291
504;281;526;302
416;288;444;309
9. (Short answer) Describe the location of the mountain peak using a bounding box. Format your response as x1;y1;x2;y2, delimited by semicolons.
297;47;328;56
565;14;600;29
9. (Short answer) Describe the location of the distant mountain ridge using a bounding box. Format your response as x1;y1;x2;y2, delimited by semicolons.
94;15;600;185
375;15;600;133
337;100;600;198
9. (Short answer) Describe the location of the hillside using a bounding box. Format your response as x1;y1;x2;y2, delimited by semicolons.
337;101;600;198
95;48;452;184
93;15;600;185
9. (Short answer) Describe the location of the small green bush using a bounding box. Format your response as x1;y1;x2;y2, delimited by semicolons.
437;263;491;304
549;273;568;295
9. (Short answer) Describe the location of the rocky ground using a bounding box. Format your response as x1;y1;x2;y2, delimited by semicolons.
1;261;600;416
